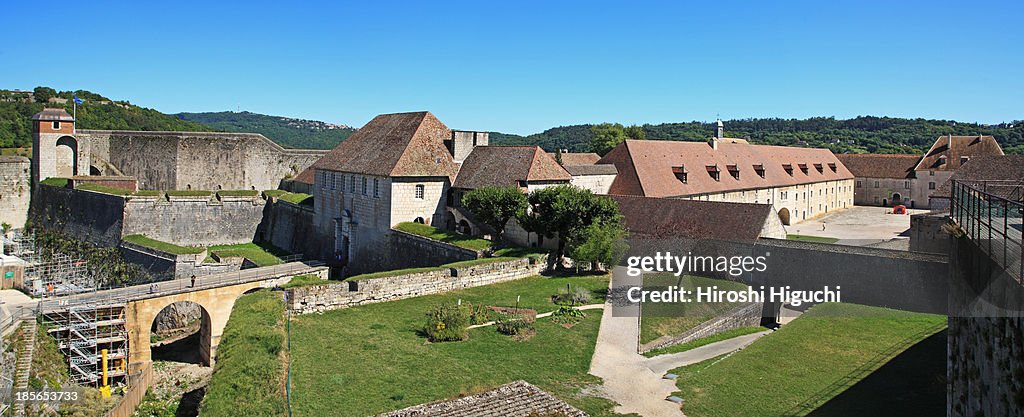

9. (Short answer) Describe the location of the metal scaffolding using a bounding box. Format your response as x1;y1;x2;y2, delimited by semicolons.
4;231;100;296
42;304;129;386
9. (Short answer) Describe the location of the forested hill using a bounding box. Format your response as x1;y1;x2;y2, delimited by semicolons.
176;111;356;150
492;117;1024;155
0;87;209;149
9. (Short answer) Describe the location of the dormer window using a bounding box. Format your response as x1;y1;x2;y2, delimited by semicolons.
782;164;793;176
706;165;720;181
827;162;837;172
798;163;809;174
960;156;970;165
813;163;824;173
938;156;947;165
672;166;688;184
727;164;740;180
753;164;765;178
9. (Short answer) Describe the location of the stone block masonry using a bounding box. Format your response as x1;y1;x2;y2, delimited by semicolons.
640;302;762;353
0;156;31;229
287;258;545;314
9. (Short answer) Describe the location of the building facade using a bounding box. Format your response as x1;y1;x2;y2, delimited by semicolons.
598;129;855;226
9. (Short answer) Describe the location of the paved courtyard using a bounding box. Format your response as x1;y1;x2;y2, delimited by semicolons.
785;206;931;247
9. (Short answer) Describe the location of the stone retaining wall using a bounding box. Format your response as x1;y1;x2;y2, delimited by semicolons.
640;302;762;353
287;258;544;314
119;241;242;279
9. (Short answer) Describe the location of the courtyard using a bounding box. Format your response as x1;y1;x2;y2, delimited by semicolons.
785;206;931;247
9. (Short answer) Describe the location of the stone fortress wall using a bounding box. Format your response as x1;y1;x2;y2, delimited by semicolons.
0;156;31;228
32;184;267;247
79;130;326;191
287;257;545;314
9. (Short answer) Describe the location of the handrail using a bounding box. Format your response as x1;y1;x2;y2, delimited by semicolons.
950;179;1024;283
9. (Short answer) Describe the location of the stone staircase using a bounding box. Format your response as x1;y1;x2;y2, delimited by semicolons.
12;319;37;416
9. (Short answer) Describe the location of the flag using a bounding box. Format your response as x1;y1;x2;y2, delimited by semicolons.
73;96;84;105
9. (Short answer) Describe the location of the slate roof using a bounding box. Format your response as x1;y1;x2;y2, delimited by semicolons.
549;152;602;166
612;195;772;241
378;380;587;417
295;112;459;184
933;155;1024;199
564;164;618;176
453;146;571;189
914;135;1003;172
32;108;74;121
599;140;854;198
834;154;920;179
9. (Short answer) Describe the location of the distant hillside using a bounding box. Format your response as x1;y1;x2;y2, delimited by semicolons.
492;116;1024;155
0;87;209;148
176;111;356;150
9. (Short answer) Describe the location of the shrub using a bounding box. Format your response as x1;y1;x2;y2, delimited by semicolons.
468;303;492;325
424;304;470;342
553;286;592;306
495;311;536;336
550;306;586;325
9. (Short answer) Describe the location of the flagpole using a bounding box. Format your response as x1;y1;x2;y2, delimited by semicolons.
73;98;76;134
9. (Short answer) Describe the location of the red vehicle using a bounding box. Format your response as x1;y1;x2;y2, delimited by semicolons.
893;205;907;214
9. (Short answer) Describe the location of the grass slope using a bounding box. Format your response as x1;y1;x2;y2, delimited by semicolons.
640;274;751;345
787;234;840;244
122;234;205;255
670;303;946;417
208;242;286;267
289;273;620;417
394;222;492;251
201;291;287;417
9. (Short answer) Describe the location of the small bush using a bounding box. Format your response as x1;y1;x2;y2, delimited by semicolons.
468;303;492;325
424;304;470;342
495;313;536;336
550;306;586;325
553;286;592;306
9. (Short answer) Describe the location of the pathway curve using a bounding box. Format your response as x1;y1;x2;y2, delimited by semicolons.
588;267;686;417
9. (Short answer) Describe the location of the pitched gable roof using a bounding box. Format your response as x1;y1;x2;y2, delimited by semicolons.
933;155;1024;199
599;140;854;198
834;154;920;179
297;112;458;183
612;195;772;241
453;146;571;189
914;135;1003;172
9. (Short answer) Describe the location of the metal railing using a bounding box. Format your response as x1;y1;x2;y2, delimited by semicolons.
38;260;325;312
951;180;1024;283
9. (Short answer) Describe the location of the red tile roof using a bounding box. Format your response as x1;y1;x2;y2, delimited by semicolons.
294;112;459;184
834;154;920;179
32;108;74;121
934;155;1024;199
453;146;571;189
599;140;854;197
612;195;772;241
914;135;1003;172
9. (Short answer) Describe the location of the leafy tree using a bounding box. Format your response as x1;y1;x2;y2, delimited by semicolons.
590;123;627;156
32;86;56;103
461;186;528;242
624;124;647;140
570;221;628;272
517;185;623;263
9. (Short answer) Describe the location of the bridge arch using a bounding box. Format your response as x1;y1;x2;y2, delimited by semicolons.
126;280;270;366
150;301;213;366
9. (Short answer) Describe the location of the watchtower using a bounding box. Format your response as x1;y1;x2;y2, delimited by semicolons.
32;108;90;186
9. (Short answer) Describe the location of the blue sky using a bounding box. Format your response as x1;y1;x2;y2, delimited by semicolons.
1;0;1020;134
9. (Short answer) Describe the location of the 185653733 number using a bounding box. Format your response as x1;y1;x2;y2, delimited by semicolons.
13;388;83;403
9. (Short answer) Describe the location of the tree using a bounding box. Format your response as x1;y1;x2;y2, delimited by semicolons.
624;125;647;140
590;123;627;156
32;86;56;103
461;186;528;242
570;221;628;272
517;185;623;264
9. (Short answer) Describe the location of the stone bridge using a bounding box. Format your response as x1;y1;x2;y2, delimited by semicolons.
40;261;328;366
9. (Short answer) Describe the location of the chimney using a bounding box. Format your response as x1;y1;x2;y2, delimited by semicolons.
710;138;719;150
715;119;724;140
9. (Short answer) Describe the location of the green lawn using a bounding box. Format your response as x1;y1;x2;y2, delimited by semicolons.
786;234;840;244
394;222;493;251
289;273;621;417
640;274;751;345
39;177;70;187
122;234;205;255
264;189;313;205
642;326;766;357
281;274;327;288
341;257;521;283
217;189;261;197
209;242;286;267
670;303;946;417
76;183;134;196
201;291;287;417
